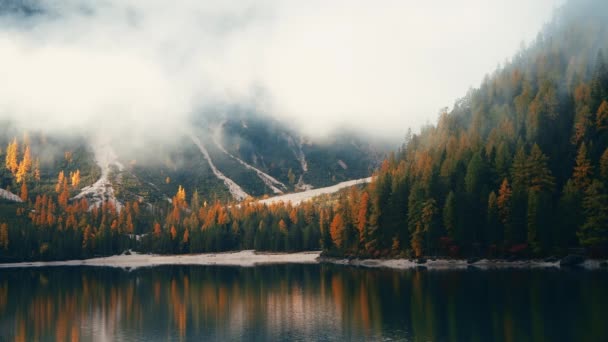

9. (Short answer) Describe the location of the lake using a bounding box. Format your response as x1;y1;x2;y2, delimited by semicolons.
0;264;606;341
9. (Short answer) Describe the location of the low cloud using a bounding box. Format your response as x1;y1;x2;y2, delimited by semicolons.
0;0;564;142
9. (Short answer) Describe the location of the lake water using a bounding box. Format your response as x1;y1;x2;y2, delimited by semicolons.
0;264;606;341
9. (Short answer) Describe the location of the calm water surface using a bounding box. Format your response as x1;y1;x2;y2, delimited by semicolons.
0;264;606;341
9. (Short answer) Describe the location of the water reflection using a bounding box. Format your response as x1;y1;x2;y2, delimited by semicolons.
0;265;606;341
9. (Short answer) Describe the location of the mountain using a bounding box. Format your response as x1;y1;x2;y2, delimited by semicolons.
0;111;385;208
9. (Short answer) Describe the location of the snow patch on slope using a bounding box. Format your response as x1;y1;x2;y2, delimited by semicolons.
188;132;249;201
0;189;23;203
73;137;123;210
286;134;308;172
285;134;313;190
258;177;372;206
213;125;287;194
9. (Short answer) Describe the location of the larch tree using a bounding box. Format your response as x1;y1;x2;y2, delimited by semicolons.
356;191;369;244
573;143;593;190
330;213;345;249
5;138;18;174
15;145;31;184
0;223;8;250
153;222;162;238
71;170;81;188
597;100;608;130
56;171;65;193
20;182;28;202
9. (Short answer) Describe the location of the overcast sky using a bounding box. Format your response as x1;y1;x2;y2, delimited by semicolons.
0;0;565;140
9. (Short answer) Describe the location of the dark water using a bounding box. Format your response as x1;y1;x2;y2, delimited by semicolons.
0;265;606;342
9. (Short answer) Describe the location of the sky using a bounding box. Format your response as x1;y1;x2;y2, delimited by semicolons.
0;0;565;141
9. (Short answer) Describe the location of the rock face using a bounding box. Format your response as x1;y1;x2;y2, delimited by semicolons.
560;255;586;267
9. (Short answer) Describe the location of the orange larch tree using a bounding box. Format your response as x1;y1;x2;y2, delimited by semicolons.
330;213;345;249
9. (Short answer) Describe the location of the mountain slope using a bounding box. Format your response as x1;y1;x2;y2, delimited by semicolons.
0;111;386;209
324;0;608;258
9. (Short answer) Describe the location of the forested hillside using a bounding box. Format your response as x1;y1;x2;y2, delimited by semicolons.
324;0;608;258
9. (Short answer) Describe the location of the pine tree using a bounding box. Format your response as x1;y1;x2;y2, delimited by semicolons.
497;178;513;243
578;180;608;250
590;50;608;112
443;191;456;238
600;148;608;183
487;191;501;246
527;189;540;254
527;144;555;192
511;146;529;192
421;198;438;256
597;100;608;131
557;180;582;250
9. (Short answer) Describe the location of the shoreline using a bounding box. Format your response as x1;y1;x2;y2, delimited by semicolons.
320;256;608;270
0;250;321;269
1;250;606;270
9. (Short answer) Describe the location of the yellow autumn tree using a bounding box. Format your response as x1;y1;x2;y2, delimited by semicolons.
70;169;81;188
56;171;65;193
15;145;31;183
5;138;18;174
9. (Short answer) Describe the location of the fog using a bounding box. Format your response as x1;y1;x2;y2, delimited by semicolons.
0;0;564;142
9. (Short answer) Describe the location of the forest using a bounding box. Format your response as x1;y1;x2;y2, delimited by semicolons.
1;0;608;261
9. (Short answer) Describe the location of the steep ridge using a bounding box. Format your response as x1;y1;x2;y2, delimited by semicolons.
212;124;287;194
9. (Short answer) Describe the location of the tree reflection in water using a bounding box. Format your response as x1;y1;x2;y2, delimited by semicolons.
0;265;606;341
